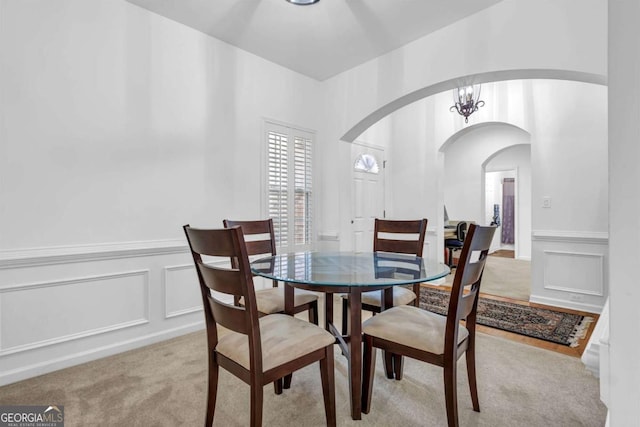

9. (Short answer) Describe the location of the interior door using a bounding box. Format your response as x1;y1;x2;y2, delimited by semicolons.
351;143;385;252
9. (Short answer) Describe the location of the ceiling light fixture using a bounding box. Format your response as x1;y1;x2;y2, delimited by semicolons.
285;0;319;5
450;84;485;123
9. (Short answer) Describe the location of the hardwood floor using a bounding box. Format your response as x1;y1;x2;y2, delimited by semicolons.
489;249;515;259
421;283;598;358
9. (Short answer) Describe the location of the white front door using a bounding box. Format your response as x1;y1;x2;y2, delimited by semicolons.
351;143;385;252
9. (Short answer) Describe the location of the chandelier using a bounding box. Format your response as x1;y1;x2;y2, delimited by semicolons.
450;84;485;123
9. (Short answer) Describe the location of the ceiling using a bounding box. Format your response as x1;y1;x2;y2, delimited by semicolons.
126;0;503;81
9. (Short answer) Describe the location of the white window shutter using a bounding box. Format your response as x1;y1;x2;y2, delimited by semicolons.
266;122;314;252
267;130;289;248
294;136;312;246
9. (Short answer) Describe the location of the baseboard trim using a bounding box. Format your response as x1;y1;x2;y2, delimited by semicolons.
0;321;204;387
529;294;603;314
581;341;601;377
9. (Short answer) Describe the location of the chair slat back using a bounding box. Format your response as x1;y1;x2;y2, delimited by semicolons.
224;219;278;288
445;224;496;347
183;225;261;338
373;252;422;280
373;219;428;257
223;219;277;257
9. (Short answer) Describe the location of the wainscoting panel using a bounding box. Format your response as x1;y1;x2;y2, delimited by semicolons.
164;265;201;319
531;230;608;313
543;251;604;296
0;270;149;355
0;241;205;386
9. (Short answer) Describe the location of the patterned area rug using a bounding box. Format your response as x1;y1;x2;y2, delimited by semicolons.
419;287;593;347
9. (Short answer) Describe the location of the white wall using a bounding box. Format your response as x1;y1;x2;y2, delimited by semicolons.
0;0;321;385
383;99;441;261
0;0;321;250
608;2;640;424
530;80;608;233
529;80;608;312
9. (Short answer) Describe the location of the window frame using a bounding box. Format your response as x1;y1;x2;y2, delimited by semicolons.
263;120;315;253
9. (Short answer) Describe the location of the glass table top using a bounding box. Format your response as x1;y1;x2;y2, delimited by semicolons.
250;251;450;287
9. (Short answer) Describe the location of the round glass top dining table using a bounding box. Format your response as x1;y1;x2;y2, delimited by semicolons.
250;251;450;287
250;251;449;421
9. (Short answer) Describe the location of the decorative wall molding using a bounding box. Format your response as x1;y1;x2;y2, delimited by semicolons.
163;264;202;319
0;239;188;269
531;230;609;245
0;270;150;355
542;250;604;296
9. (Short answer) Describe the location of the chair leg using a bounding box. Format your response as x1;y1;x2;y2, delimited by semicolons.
310;300;319;325
341;298;349;335
361;335;376;414
320;345;337;427
250;378;264;427
383;351;394;379
413;283;421;307
466;343;480;412
205;352;219;427
393;354;404;380
443;359;459;427
273;378;283;395
283;373;293;389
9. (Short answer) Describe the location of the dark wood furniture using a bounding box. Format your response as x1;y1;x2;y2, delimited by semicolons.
341;218;428;335
224;219;319;325
251;251;450;420
183;225;336;427
361;224;496;427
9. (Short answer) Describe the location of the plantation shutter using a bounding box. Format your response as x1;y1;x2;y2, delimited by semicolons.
266;122;313;252
294;135;312;246
268;130;289;248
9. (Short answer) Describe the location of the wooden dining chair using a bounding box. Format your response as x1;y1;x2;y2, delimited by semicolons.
361;224;496;427
183;225;336;427
341;218;428;335
224;219;319;325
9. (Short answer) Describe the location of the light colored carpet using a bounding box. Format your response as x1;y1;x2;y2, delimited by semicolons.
447;255;531;301
0;325;605;426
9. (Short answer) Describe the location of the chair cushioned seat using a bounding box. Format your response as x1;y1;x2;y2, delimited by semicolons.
340;286;416;307
362;305;469;355
240;287;318;314
216;314;335;371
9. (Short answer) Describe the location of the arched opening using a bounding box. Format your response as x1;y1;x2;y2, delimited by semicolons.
339;76;607;312
340;69;605;144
